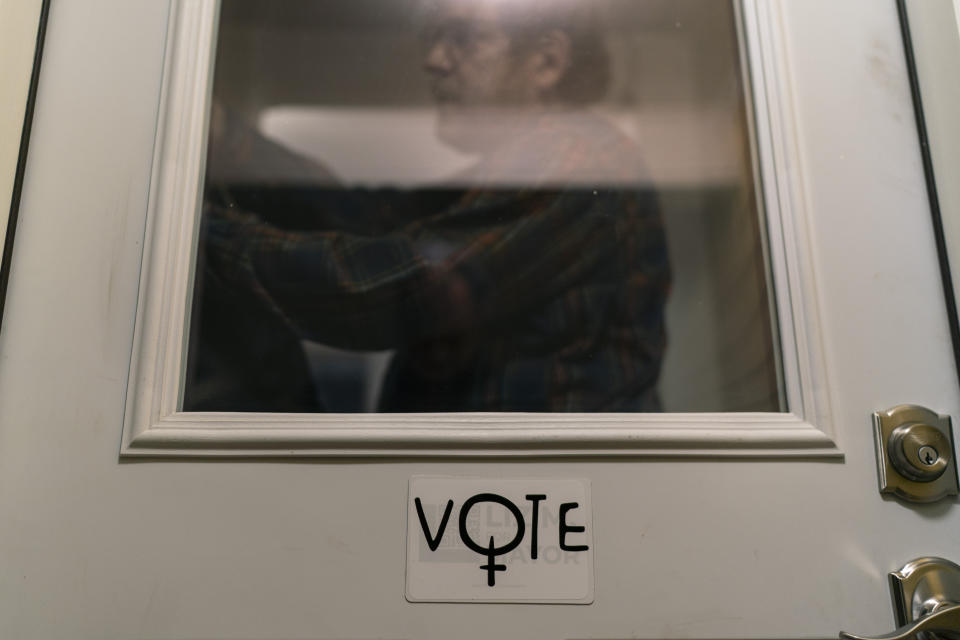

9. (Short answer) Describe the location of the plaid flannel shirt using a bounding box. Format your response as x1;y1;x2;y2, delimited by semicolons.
201;113;671;411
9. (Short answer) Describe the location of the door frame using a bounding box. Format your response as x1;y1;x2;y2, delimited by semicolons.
0;0;50;334
121;0;838;458
898;0;960;385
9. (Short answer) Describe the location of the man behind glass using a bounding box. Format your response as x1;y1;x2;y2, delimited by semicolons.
198;0;671;412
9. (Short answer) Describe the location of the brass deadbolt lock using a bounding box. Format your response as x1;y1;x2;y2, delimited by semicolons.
874;405;959;503
888;422;951;482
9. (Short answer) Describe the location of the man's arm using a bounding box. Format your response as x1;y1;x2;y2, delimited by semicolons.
204;189;622;351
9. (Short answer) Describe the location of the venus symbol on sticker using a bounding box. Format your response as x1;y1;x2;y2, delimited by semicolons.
406;477;594;603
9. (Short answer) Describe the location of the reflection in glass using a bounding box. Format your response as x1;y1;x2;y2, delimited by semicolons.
184;0;784;413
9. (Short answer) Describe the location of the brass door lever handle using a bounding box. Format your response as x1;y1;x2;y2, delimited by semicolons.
840;603;960;640
841;558;960;640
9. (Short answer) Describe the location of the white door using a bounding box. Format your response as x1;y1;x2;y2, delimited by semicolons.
2;0;959;638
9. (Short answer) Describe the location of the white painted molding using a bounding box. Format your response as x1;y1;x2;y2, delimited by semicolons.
742;0;835;441
127;412;837;458
121;0;840;458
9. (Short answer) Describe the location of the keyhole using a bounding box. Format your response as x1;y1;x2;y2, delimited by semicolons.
918;446;939;466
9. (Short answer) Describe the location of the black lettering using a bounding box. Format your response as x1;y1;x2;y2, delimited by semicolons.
559;502;589;552
458;493;525;586
480;537;507;587
525;494;547;559
415;497;453;552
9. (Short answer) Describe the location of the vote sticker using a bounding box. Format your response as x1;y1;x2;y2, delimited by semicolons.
405;477;594;603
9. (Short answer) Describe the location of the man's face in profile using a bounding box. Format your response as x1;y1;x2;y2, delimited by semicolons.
421;0;570;153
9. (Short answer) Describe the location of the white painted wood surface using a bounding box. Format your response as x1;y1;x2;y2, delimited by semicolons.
1;0;959;638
